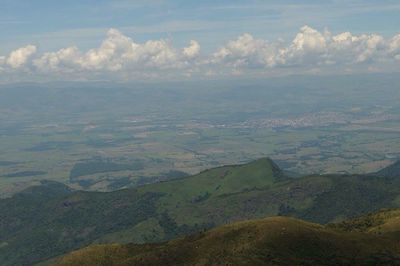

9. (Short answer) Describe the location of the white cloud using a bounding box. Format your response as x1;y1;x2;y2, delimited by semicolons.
388;34;400;60
80;28;186;71
0;56;5;72
212;26;400;72
1;26;400;81
321;31;387;66
212;33;278;68
34;28;194;74
276;26;328;66
183;40;200;59
292;26;327;52
6;45;37;68
34;46;81;72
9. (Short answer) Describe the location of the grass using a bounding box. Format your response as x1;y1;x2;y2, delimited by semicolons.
328;209;400;234
55;213;400;266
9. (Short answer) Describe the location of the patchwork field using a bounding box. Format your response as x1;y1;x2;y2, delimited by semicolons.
0;75;399;197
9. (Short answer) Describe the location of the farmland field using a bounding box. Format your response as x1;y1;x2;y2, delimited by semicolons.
1;74;399;197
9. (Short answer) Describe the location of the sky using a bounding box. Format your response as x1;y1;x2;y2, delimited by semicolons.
0;0;400;82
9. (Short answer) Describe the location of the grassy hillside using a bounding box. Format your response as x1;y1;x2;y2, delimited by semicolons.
56;214;400;266
0;182;161;265
0;158;282;265
2;158;400;265
328;208;400;234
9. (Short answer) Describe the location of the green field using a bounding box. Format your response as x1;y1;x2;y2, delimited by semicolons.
0;74;400;197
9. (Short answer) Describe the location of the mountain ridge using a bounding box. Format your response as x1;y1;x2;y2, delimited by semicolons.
55;210;400;266
2;157;400;265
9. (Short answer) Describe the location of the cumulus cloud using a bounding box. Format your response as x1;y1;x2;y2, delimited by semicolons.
182;40;200;59
0;56;5;73
32;29;201;75
388;34;400;60
34;46;81;72
277;26;328;65
211;33;278;68
212;26;400;72
78;29;182;71
6;45;37;68
0;26;399;80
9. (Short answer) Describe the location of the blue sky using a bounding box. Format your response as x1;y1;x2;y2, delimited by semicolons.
2;0;400;52
0;0;400;81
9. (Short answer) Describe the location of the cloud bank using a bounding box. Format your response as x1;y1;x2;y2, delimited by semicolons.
1;26;400;81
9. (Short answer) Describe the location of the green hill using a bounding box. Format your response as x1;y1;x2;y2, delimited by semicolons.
328;208;400;234
55;212;400;266
2;158;400;265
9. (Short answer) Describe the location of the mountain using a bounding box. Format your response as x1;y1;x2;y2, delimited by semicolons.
56;210;400;266
2;158;400;265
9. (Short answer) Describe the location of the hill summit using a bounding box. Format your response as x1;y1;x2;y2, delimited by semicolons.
56;210;400;266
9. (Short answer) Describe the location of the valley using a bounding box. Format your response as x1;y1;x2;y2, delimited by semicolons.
1;75;400;197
